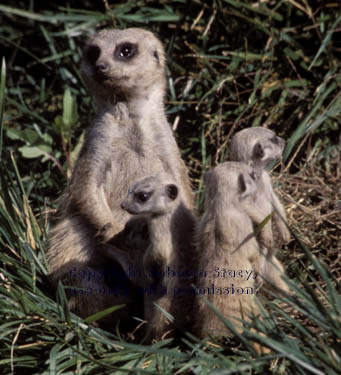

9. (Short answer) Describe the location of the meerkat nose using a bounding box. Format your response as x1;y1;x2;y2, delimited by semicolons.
96;62;109;73
120;202;127;210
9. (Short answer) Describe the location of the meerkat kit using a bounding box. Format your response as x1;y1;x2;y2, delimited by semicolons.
193;162;272;346
47;27;291;346
120;173;197;341
230;127;291;292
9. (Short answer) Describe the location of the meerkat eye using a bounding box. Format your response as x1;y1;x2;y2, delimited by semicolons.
271;135;279;145
253;143;264;159
238;174;247;193
166;184;178;201
135;191;152;203
84;45;101;65
115;42;137;61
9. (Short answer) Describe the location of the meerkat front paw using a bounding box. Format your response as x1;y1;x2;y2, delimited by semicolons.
258;223;274;250
277;221;291;243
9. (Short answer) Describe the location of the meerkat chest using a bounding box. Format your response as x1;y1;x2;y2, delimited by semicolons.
254;178;273;212
114;120;158;156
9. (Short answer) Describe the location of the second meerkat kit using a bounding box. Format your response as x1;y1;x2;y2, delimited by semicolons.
193;162;270;349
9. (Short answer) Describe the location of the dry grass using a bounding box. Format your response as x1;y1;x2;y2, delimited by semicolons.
278;152;340;279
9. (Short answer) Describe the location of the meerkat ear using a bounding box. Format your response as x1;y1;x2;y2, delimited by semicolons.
166;184;178;201
238;173;247;194
273;135;286;149
253;143;264;159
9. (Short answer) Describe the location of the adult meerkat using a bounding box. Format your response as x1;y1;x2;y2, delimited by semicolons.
230;127;290;292
194;162;271;350
47;28;194;327
119;173;197;341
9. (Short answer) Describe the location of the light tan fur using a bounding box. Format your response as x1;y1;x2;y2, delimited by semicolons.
230;127;290;292
119;173;198;342
194;162;270;351
47;28;193;328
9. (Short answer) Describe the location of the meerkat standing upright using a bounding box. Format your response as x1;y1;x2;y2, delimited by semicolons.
119;173;197;341
230;127;290;292
47;28;194;328
194;162;271;352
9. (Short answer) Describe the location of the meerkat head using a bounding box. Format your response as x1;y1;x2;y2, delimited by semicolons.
121;174;179;216
230;127;286;169
81;28;166;103
204;162;258;205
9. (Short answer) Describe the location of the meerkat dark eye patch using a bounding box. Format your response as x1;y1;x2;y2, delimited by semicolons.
238;174;247;193
253;143;264;159
135;191;152;203
153;50;160;64
114;42;138;61
166;184;178;201
270;135;279;145
84;45;101;65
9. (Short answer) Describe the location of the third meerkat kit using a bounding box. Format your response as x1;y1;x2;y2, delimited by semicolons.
230;127;291;292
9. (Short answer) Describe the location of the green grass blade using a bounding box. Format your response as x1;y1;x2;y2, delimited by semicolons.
0;58;5;160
